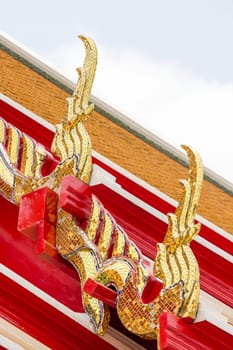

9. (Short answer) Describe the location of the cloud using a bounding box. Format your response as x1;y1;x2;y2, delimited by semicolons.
44;42;233;183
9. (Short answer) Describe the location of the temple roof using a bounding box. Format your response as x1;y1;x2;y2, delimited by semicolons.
0;32;232;350
1;32;233;234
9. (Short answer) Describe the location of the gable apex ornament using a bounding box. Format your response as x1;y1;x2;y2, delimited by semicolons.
0;36;203;342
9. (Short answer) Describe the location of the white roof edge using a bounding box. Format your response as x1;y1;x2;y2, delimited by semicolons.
0;31;73;90
1;32;233;193
1;93;55;132
92;96;233;192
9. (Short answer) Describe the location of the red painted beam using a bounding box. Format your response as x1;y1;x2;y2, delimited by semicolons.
0;196;84;312
0;99;53;150
84;278;117;308
141;275;163;304
159;312;233;350
18;187;58;255
60;175;92;225
0;273;117;350
84;276;163;308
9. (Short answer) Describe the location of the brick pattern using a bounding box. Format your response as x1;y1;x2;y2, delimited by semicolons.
0;50;68;123
1;49;233;234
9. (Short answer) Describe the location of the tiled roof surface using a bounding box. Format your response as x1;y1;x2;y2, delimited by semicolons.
1;48;232;234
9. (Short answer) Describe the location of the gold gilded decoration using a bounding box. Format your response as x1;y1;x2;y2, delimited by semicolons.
0;35;203;340
86;198;102;241
0;35;96;205
56;144;202;337
92;146;203;338
0;36;110;332
97;212;114;260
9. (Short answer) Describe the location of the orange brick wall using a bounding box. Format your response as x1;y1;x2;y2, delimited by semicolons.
1;49;232;234
0;50;68;123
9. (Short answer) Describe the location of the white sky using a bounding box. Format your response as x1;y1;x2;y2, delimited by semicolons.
1;0;233;184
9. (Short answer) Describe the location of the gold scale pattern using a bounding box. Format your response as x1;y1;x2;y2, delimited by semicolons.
0;36;203;341
92;144;203;338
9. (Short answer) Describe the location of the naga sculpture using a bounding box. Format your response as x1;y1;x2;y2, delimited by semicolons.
0;36;203;340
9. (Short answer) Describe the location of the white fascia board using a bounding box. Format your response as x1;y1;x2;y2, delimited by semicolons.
0;93;55;132
198;290;233;336
1;32;233;193
0;317;50;350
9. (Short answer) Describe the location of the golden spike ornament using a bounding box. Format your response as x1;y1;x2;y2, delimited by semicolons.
0;36;203;341
90;145;203;338
0;36;96;202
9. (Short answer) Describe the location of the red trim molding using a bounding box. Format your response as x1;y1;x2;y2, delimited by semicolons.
159;313;233;350
0;99;53;149
0;273;117;350
0;196;83;312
